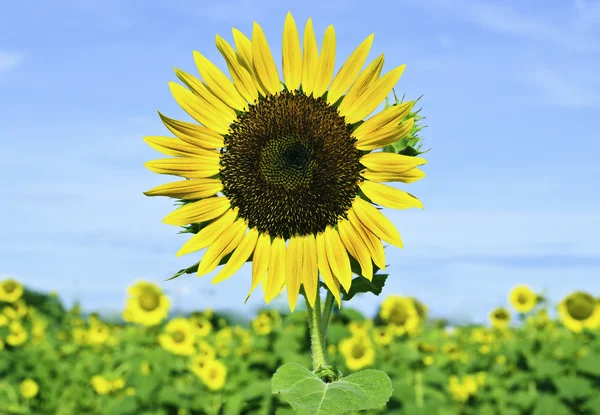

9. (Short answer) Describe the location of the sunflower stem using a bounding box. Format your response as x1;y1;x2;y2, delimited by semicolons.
304;292;327;371
321;289;335;343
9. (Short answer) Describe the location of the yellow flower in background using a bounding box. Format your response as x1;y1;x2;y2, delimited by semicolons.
13;300;28;318
189;314;213;337
339;335;375;371
6;321;28;347
143;11;426;312
91;375;111;395
19;379;39;399
423;355;435;366
558;291;600;333
348;320;372;336
252;313;274;335
190;354;212;378
198;359;228;391
496;355;507;365
125;387;136;396
449;374;480;402
372;326;394;345
0;314;8;327
509;285;537;314
489;307;511;330
197;340;217;361
123;281;171;327
87;323;111;345
0;279;24;303
111;378;125;391
3;305;18;320
140;360;151;376
72;327;88;346
159;318;196;356
379;296;421;335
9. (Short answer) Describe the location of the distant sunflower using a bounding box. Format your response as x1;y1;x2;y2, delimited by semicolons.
509;285;537;314
189;314;213;337
198;359;228;391
379;295;421;335
372;326;394;346
339;335;375;371
144;12;426;311
123;281;171;327
0;279;24;303
558;291;600;333
159;318;196;356
489;307;511;330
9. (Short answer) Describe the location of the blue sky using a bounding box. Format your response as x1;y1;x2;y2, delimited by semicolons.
1;0;599;323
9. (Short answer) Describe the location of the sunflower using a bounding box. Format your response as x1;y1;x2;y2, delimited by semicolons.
6;321;27;347
143;12;426;311
189;314;213;337
19;379;39;399
198;359;228;391
91;375;111;396
123;281;171;327
379;295;421;335
339;335;375;371
197;340;217;361
159;318;196;356
372;325;394;346
87;322;111;345
509;284;537;314
489;307;511;330
557;291;600;333
0;279;24;303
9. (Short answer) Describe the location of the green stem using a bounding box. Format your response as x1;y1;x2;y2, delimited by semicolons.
305;292;327;371
321;289;335;344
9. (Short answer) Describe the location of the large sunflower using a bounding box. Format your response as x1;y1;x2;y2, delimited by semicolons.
144;12;426;311
557;291;600;333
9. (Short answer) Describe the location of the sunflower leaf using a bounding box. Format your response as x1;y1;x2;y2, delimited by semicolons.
167;263;199;281
271;362;392;415
341;274;389;301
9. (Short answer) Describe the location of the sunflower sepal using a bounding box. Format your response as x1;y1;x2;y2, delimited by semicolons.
167;251;238;281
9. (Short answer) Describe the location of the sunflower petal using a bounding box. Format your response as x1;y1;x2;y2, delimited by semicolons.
323;226;352;293
264;237;286;303
326;34;374;105
158;112;224;149
246;233;271;300
216;35;259;103
360;151;427;171
312;25;336;98
282;12;302;91
301;235;319;308
338;219;373;281
362;168;426;184
301;18;319;95
343;64;406;124
176;208;238;256
232;28;269;97
315;232;342;306
169;81;233;136
285;236;303;311
163;197;230;226
143;136;217;157
144;178;223;199
360;180;423;210
197;219;247;276
351;197;403;248
144;157;220;179
356;117;414;150
346;209;386;270
252;22;281;96
352;101;414;142
337;54;384;118
193;51;248;111
213;227;259;284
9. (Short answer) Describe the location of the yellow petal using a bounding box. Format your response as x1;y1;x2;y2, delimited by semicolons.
168;81;233;136
193;51;248;111
264;236;286;303
301;18;319;95
158;112;224;149
163;197;230;226
213;227;259;284
337;54;384;118
362;167;426;184
246;233;272;300
343;64;406;124
216;35;259;103
301;235;319;308
326;34;374;105
337;219;373;280
144;157;220;179
197;219;247;276
346;209;386;270
323;226;352;293
315;232;341;306
285;236;303;311
359;180;423;210
351;197;403;248
252;22;281;96
144;178;223;199
356;117;414;150
312;25;336;98
176;208;238;256
352;101;414;142
360;151;427;171
232;28;268;97
143;136;216;157
282;12;302;91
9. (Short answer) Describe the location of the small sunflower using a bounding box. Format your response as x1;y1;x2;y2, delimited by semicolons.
557;291;600;333
372;325;394;346
197;340;217;361
123;281;171;327
6;321;28;347
0;279;24;303
91;375;111;395
252;312;274;335
339;335;375;371
19;379;39;399
189;354;212;378
198;359;228;391
489;307;511;330
143;12;426;311
189;314;213;337
379;295;420;335
159;318;196;356
509;284;537;314
87;323;111;345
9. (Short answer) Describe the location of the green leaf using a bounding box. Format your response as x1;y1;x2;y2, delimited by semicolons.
553;376;594;400
576;353;600;376
271;363;392;415
532;395;571;415
342;274;388;301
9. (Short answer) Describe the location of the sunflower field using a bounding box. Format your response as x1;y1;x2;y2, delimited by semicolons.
1;277;599;415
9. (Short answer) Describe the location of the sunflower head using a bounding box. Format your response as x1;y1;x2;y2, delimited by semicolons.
509;284;537;314
489;307;511;330
124;281;171;327
143;12;427;311
19;379;39;399
197;359;228;391
558;291;600;333
158;318;196;356
0;279;24;303
379;295;421;334
339;335;376;371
